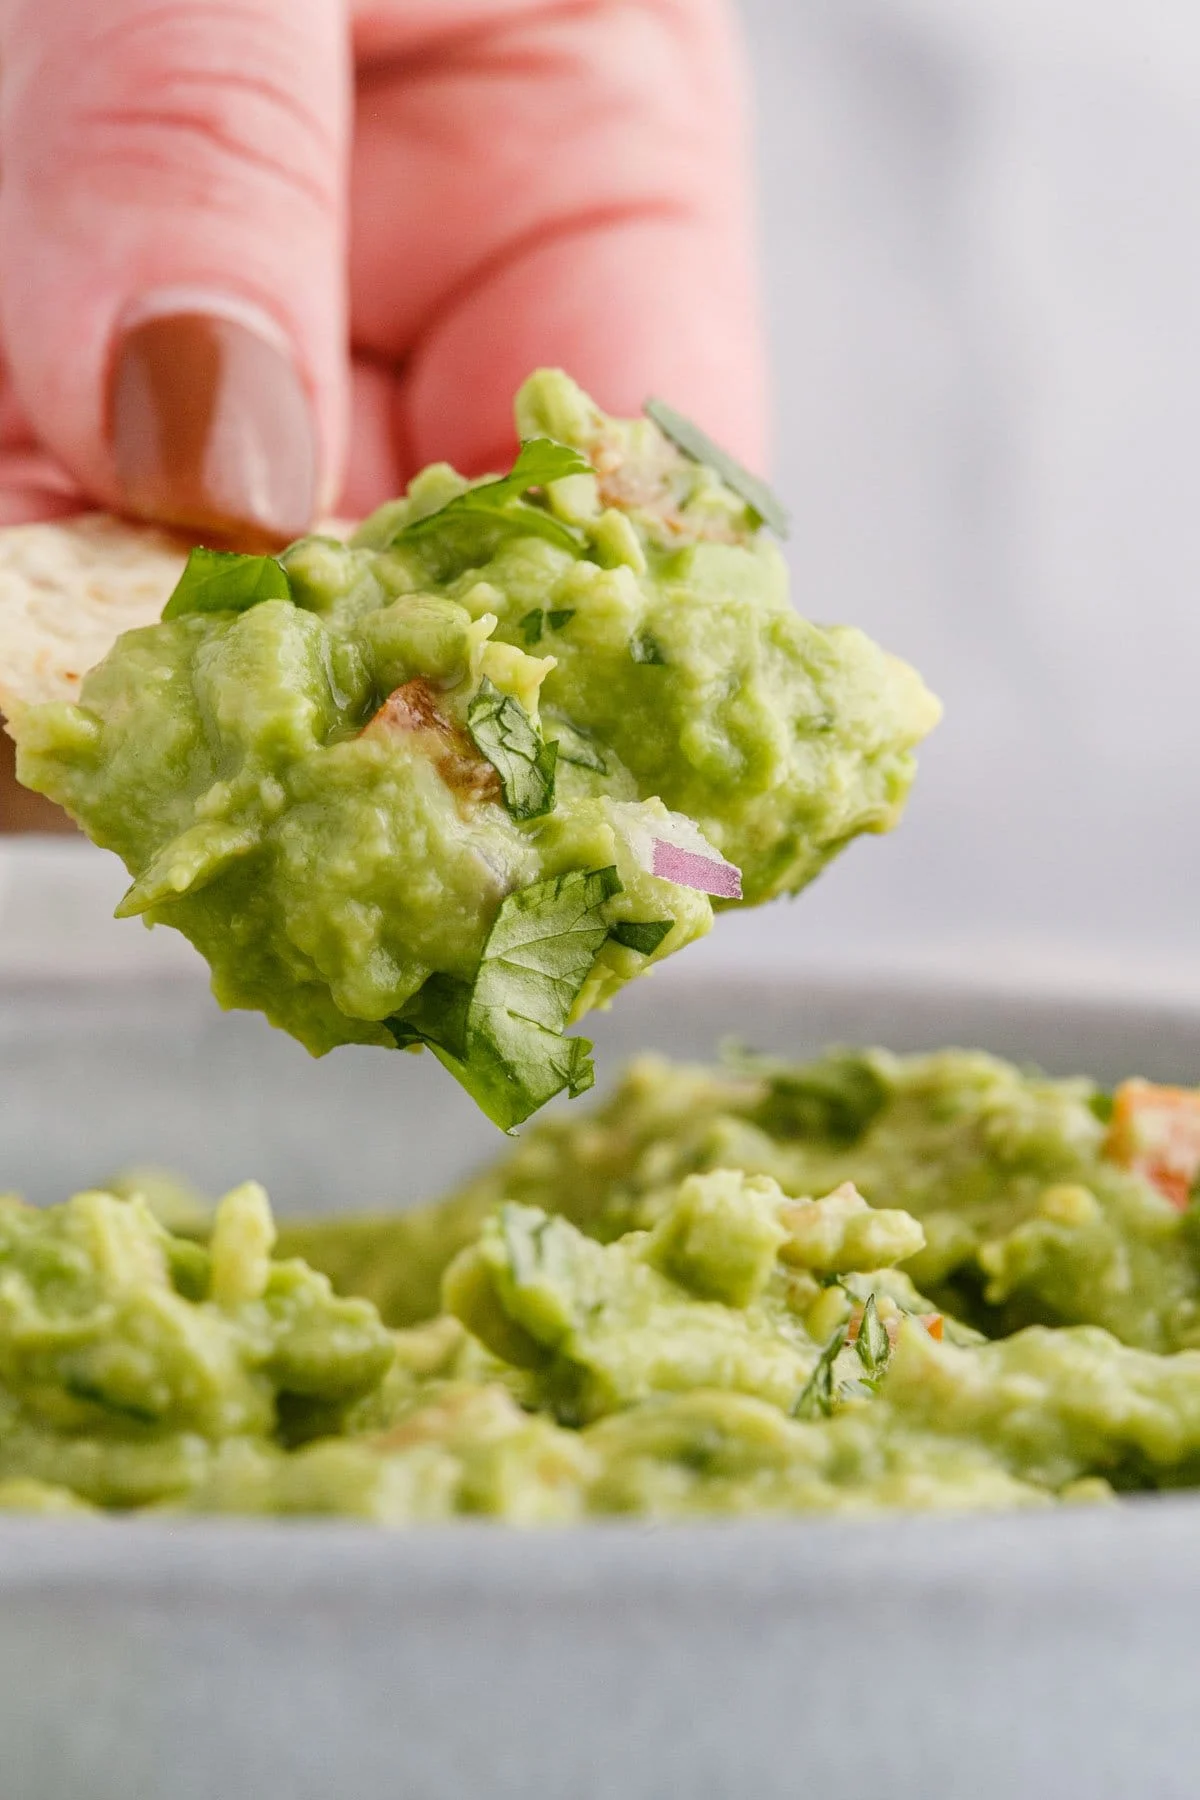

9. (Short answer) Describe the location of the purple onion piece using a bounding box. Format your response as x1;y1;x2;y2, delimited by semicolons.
651;839;743;900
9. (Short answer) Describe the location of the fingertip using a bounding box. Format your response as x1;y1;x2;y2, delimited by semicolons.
398;212;768;481
0;0;350;537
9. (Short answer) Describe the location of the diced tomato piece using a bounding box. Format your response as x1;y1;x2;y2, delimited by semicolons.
362;679;501;807
365;678;447;739
1105;1079;1200;1210
591;428;744;545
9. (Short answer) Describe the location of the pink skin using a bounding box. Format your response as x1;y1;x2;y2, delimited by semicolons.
0;0;766;530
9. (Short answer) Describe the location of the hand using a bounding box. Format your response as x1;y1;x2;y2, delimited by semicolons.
0;0;766;545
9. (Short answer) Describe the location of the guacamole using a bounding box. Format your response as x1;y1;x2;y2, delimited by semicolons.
8;374;937;1126
7;1049;1200;1522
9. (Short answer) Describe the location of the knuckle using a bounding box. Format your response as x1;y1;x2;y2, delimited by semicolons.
17;3;341;218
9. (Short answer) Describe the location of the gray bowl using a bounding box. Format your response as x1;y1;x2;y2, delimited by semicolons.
3;851;1200;1798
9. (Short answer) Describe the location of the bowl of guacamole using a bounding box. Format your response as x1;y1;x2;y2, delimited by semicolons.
2;901;1200;1799
5;979;1200;1522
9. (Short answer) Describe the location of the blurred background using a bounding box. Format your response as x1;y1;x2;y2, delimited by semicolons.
5;0;1199;999
728;0;1200;994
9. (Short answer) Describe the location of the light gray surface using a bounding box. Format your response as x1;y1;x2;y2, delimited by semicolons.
4;1502;1200;1800
3;950;1200;1798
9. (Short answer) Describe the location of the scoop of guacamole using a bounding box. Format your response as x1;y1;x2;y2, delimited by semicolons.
7;1050;1200;1522
11;374;937;1127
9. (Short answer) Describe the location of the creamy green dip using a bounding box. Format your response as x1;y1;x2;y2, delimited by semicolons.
10;374;937;1127
6;1047;1200;1522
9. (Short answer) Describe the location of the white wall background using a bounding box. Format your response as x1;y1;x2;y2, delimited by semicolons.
710;0;1200;988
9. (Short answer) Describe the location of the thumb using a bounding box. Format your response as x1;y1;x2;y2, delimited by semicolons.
0;0;349;545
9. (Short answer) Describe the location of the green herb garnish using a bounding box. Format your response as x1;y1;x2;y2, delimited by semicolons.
161;547;291;620
520;607;576;648
466;678;557;821
855;1293;890;1378
792;1321;849;1420
724;1046;889;1147
386;865;622;1132
64;1377;160;1425
610;919;672;956
394;437;591;554
547;717;607;775
1088;1091;1115;1126
630;631;666;666
644;397;790;539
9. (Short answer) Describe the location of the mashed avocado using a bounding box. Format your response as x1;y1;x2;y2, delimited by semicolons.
9;374;937;1127
7;1048;1200;1522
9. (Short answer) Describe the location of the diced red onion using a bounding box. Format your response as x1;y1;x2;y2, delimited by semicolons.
651;839;742;900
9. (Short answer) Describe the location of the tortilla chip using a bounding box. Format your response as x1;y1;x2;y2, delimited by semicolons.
0;514;187;719
0;512;351;723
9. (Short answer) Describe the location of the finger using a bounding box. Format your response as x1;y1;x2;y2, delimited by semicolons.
403;209;765;482
348;0;765;486
340;354;404;518
0;0;351;545
0;356;86;522
0;461;85;525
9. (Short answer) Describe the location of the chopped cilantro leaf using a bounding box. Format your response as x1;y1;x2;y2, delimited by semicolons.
162;547;291;620
385;971;472;1057
644;397;790;539
855;1294;890;1377
546;716;607;775
64;1377;160;1425
1089;1091;1115;1126
610;919;672;956
466;678;558;821
630;631;666;666
385;866;622;1132
723;1046;888;1146
792;1321;849;1420
520;605;574;646
393;437;591;555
